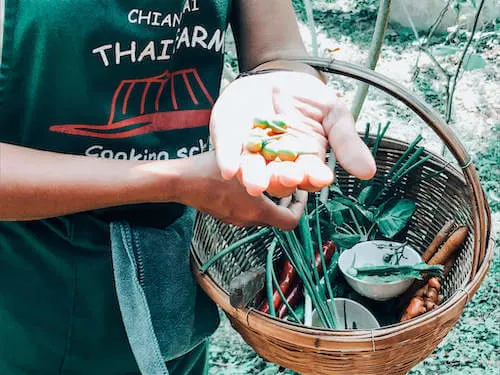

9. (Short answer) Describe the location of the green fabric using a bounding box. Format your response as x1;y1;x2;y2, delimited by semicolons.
166;340;209;375
0;0;229;373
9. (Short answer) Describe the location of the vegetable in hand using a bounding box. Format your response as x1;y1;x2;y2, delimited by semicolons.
245;118;317;163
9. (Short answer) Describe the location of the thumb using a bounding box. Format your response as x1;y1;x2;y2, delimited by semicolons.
324;100;376;180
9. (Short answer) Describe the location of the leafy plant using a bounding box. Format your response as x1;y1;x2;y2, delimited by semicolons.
315;122;432;249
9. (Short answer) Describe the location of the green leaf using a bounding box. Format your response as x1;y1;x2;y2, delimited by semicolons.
329;184;344;196
326;200;349;213
331;211;345;226
358;186;373;205
376;199;416;238
333;195;375;222
358;185;382;206
470;0;476;8
464;54;486;71
433;45;460;56
330;233;361;249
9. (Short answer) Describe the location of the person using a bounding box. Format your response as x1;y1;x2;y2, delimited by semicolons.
0;1;375;374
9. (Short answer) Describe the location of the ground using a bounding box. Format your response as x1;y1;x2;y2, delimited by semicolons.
208;1;499;373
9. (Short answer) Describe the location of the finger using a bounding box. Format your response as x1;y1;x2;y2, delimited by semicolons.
296;154;334;191
270;161;303;187
266;162;298;198
260;190;307;230
290;97;325;123
324;100;376;180
240;152;270;196
272;87;326;139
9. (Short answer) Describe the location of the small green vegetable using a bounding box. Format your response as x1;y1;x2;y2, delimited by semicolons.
350;262;444;282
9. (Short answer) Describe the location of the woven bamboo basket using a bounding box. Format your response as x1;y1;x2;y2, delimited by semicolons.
190;58;493;375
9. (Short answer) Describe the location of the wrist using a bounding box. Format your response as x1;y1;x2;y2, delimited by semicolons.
248;59;327;84
132;158;185;204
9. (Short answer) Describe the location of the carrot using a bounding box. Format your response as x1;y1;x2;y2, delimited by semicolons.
400;226;465;323
401;297;426;321
421;220;456;262
401;277;441;322
428;226;468;266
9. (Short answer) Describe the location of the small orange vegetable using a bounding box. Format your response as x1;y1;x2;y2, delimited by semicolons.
261;142;279;162
277;149;298;162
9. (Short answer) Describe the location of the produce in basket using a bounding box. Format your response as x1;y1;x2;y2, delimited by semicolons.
401;225;468;321
200;121;452;329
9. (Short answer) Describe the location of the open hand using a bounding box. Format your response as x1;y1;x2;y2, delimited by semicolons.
210;71;376;198
174;151;307;230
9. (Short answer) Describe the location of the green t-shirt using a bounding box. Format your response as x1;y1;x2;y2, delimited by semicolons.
0;0;229;373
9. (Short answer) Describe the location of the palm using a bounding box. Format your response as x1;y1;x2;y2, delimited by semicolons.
210;71;376;198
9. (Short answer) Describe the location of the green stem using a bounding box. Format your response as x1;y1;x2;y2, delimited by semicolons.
365;222;378;241
199;227;271;273
283;231;334;328
353;263;444;277
271;267;302;324
348;209;365;237
390;147;425;182
362;122;371;144
394;154;433;184
273;228;328;326
315;197;340;327
298;215;311;263
386;135;423;181
372;121;390;158
266;239;278;317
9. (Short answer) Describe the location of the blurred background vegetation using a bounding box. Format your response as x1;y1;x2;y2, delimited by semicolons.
210;1;499;373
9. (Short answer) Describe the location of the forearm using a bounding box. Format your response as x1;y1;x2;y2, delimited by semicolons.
231;0;325;82
0;142;181;221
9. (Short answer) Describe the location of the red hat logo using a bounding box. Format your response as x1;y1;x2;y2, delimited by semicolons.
50;68;214;139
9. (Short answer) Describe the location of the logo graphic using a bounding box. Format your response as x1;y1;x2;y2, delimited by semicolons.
50;68;214;139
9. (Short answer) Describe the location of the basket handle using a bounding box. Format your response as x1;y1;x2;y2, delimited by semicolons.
290;57;489;279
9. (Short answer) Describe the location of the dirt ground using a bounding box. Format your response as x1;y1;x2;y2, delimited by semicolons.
208;1;499;373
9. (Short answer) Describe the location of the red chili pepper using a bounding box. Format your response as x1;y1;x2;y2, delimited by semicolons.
278;283;303;318
260;259;296;314
260;241;336;314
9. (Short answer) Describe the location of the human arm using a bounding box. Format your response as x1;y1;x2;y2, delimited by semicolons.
210;0;376;197
0;142;305;229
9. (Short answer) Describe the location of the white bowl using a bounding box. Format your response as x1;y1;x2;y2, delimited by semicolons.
311;298;380;329
338;241;422;301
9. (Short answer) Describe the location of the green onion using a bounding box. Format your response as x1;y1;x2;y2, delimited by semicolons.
266;239;278;317
200;227;271;273
271;265;302;324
